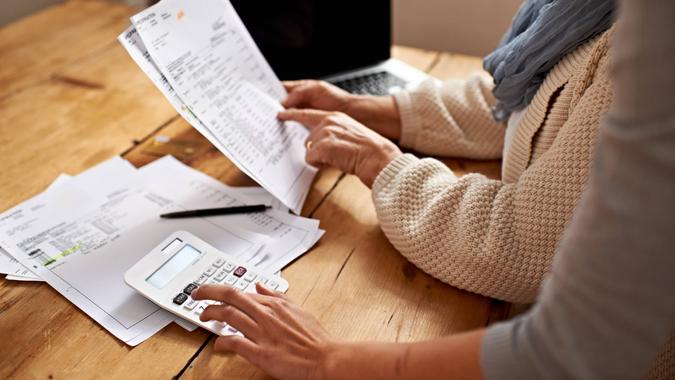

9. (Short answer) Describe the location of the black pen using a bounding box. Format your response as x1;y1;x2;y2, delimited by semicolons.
160;204;270;219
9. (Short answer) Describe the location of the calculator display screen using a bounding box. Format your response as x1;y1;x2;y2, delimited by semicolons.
146;244;201;289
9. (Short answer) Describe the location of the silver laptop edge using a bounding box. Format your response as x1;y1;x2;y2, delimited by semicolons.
321;58;431;93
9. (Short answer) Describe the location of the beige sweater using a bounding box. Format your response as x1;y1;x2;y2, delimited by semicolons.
372;29;614;303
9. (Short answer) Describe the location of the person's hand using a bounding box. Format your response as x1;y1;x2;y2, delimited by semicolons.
191;283;335;380
278;109;403;188
282;80;353;114
283;80;402;140
192;283;488;380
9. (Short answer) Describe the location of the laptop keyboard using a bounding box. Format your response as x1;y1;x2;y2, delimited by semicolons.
332;71;407;96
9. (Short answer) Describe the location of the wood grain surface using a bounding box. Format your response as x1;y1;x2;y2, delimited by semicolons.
0;1;506;378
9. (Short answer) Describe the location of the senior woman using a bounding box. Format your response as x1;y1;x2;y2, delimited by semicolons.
278;0;615;303
190;0;675;378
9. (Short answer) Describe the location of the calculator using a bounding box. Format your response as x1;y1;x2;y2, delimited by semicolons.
125;231;289;336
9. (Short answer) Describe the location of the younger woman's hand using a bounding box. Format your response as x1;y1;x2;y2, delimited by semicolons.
278;108;403;188
191;283;336;380
191;285;487;380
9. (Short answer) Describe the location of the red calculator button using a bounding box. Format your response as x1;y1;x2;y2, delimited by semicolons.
233;266;247;277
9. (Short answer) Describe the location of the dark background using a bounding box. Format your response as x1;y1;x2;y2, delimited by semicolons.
231;0;391;80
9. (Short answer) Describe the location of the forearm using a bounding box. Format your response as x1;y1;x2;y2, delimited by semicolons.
393;75;504;158
324;330;485;380
372;154;557;303
344;94;402;140
373;47;615;303
342;74;504;159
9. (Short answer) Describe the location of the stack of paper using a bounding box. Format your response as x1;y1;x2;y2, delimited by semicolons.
118;0;316;214
0;156;323;345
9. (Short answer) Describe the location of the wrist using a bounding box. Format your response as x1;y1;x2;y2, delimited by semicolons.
345;95;402;140
316;340;350;380
318;341;410;380
377;147;403;185
360;143;402;188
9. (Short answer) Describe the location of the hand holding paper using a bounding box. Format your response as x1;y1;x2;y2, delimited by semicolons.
121;0;316;214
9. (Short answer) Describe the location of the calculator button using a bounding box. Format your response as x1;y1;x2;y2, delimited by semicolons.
223;262;235;273
214;269;228;282
268;280;279;290
243;272;257;283
234;280;248;291
212;259;225;268
204;266;216;277
224;275;237;286
173;293;188;305
183;283;199;295
183;299;198;310
206;278;219;285
194;303;207;315
195;274;208;284
233;266;247;277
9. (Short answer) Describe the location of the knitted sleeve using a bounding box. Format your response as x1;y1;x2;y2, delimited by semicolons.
393;73;505;159
372;55;612;304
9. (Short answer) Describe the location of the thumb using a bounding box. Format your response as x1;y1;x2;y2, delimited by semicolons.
305;140;331;168
282;85;310;108
305;140;356;174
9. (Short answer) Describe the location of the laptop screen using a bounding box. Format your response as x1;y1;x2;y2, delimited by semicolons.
231;0;391;80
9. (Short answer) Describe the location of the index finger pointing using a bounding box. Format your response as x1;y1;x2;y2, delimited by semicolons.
277;108;331;130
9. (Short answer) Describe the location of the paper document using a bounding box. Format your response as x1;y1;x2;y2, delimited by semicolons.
235;187;289;212
0;156;323;344
122;0;317;214
137;156;323;272
0;173;79;280
5;274;41;281
1;249;39;279
116;26;250;179
0;173;263;344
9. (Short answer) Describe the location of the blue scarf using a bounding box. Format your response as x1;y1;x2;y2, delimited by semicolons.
483;0;615;122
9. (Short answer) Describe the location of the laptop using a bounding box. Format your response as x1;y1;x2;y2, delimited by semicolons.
230;0;428;95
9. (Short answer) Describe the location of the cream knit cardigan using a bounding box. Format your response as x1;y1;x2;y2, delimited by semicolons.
372;29;614;304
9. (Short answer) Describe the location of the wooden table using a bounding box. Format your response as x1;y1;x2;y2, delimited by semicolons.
0;1;506;378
